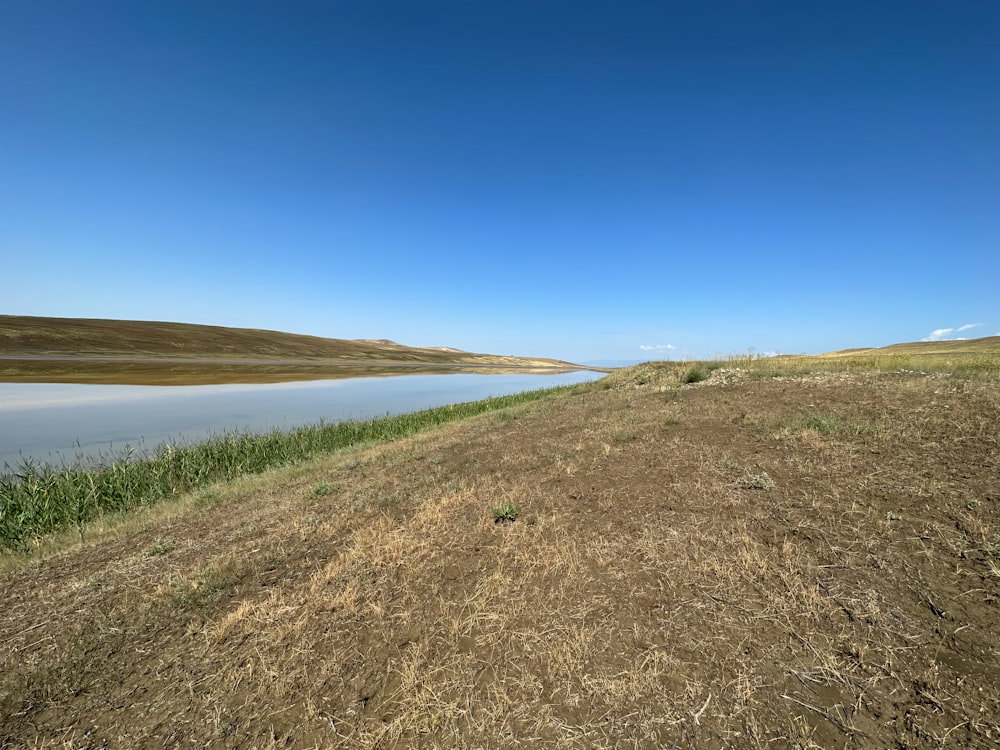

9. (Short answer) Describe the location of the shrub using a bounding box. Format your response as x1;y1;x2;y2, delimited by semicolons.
683;366;708;384
491;500;518;524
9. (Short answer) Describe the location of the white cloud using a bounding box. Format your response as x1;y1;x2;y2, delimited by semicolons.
922;328;953;341
640;344;676;351
922;323;982;342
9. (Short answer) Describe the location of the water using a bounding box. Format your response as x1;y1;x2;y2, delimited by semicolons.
0;371;602;471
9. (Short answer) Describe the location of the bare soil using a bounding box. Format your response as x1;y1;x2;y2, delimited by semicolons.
2;366;998;748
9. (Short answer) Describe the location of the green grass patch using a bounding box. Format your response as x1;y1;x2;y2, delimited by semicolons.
794;412;870;437
146;535;175;556
0;384;584;552
310;482;340;497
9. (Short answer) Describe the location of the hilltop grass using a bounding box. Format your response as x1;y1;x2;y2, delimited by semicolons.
0;383;585;553
747;351;1000;378
744;336;1000;378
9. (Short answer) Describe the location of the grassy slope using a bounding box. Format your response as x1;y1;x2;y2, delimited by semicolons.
1;356;998;747
821;335;1000;357
0;315;579;368
736;335;1000;379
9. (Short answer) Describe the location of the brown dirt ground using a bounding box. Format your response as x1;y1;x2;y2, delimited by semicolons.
2;366;999;748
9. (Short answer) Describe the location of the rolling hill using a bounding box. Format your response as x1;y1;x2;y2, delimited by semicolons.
0;315;580;369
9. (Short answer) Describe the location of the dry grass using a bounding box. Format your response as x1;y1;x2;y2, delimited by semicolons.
2;362;999;747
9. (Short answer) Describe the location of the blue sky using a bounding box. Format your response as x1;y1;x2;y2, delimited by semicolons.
2;1;997;363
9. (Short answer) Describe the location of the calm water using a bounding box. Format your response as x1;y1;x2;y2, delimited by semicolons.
0;371;602;471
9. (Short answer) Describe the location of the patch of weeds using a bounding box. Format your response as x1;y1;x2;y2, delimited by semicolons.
683;366;708;384
968;531;1000;557
966;499;980;511
147;535;175;556
612;431;638;444
956;533;1000;560
311;482;339;497
796;412;868;437
170;563;241;612
740;470;776;491
800;413;842;433
491;500;518;524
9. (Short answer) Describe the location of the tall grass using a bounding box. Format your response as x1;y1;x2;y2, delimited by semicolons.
0;384;585;552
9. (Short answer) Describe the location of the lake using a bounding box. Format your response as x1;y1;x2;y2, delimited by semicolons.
0;370;602;471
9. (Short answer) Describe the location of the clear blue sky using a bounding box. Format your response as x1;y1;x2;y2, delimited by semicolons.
2;1;997;363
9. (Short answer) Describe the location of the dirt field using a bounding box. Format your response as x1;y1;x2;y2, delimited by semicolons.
2;364;998;748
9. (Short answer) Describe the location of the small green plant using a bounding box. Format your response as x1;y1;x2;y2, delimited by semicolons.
740;470;776;490
147;535;175;556
491;500;518;524
311;482;338;497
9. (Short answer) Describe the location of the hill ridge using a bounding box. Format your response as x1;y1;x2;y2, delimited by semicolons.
0;315;578;369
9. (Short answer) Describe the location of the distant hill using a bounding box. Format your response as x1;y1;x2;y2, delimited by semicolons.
0;315;581;370
820;336;1000;358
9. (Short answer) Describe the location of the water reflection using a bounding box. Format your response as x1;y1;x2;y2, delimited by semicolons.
0;371;602;470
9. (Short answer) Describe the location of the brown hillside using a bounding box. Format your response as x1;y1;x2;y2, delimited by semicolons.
0;316;585;384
